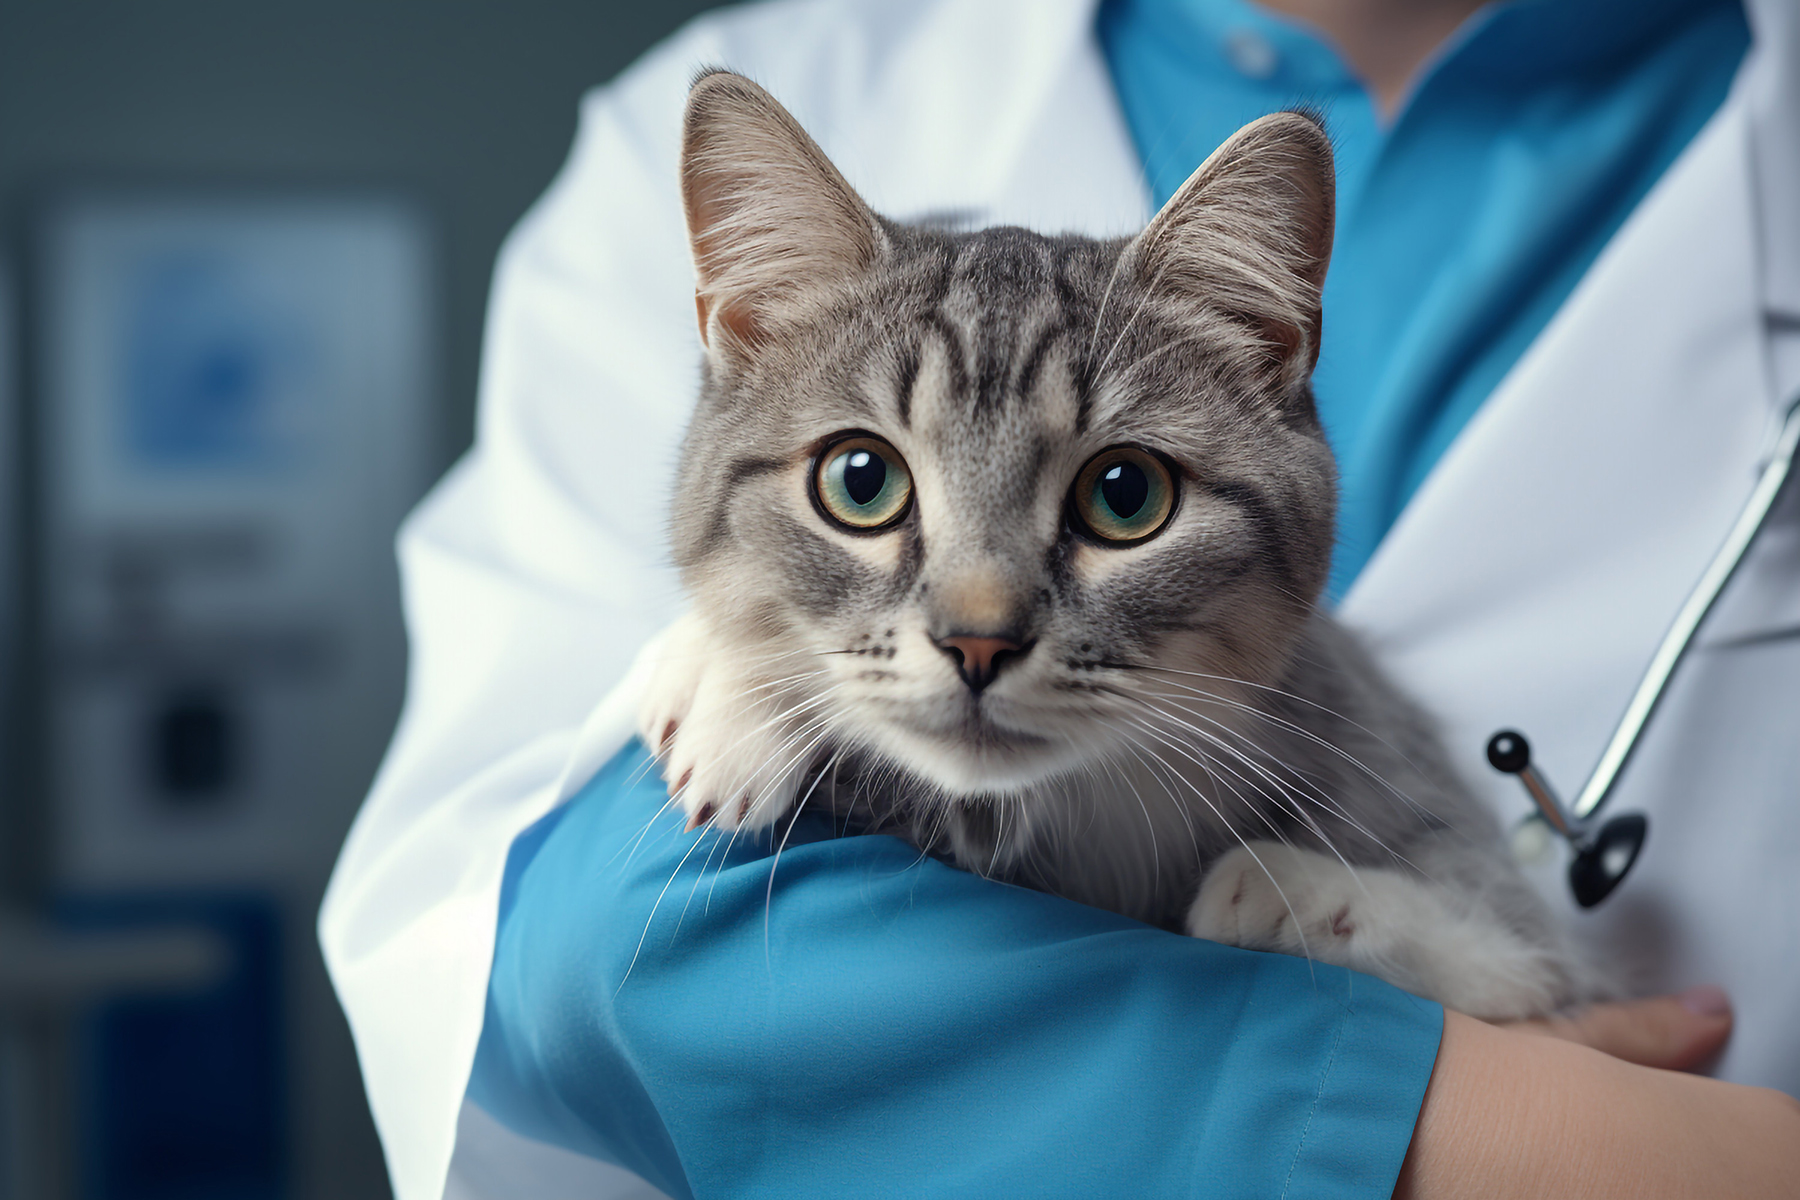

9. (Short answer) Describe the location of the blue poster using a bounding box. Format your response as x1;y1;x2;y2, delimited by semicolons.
120;251;313;470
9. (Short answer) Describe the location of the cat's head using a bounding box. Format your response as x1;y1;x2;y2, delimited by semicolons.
670;70;1336;796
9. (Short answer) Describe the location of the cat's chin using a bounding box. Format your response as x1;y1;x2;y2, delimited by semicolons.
855;719;1092;796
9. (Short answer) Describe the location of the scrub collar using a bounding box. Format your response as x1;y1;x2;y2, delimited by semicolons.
1129;0;1744;112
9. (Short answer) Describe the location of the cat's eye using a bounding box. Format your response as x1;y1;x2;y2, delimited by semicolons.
813;434;914;531
1071;447;1176;544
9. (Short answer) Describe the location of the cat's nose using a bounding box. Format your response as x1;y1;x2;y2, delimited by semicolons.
935;634;1029;694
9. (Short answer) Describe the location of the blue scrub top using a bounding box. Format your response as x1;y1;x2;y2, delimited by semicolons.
467;1;1749;1193
472;745;1441;1198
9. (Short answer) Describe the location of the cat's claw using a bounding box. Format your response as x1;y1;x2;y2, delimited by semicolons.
634;614;819;835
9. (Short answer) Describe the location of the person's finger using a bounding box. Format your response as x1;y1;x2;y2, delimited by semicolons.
1508;986;1733;1072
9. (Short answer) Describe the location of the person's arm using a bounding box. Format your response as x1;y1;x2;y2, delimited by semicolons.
1398;1006;1800;1198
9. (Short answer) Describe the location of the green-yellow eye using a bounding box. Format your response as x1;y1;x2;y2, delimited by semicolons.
813;435;913;530
1072;447;1176;544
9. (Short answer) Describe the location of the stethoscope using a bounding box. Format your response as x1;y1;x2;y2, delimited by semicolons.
1486;393;1800;908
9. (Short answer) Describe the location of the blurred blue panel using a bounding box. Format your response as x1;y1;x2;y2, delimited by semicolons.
121;253;310;471
56;894;284;1200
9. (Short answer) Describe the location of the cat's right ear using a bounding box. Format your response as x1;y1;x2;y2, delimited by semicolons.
681;70;882;358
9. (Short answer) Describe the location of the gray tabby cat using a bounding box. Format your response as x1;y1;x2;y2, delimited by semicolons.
635;70;1592;1020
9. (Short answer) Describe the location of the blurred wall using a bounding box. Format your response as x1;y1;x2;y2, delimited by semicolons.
0;2;725;1196
0;0;724;466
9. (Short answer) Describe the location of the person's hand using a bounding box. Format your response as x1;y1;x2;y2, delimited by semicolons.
1506;984;1734;1071
1395;990;1800;1199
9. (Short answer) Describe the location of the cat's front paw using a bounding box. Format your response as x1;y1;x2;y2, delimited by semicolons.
634;614;824;835
1186;842;1573;1019
1187;843;1356;954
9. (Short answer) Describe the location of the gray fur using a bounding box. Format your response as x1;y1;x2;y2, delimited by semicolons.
649;72;1587;1017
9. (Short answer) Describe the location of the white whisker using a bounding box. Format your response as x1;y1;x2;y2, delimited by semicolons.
1136;693;1406;871
1118;727;1316;971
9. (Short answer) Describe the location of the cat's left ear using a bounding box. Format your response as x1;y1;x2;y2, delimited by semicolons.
681;70;883;358
1125;111;1335;397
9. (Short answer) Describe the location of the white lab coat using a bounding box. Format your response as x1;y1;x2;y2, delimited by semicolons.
318;1;1800;1197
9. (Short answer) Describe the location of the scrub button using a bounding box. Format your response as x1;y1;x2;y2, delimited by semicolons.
1224;29;1279;80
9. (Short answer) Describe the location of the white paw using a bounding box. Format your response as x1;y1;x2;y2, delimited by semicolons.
1186;842;1570;1019
1187;843;1358;956
633;614;825;835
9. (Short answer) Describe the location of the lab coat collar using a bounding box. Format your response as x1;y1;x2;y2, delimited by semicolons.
1339;86;1776;835
1131;0;1738;90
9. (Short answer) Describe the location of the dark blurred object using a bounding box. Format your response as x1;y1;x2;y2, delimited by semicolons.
151;688;237;801
0;909;227;1199
60;896;280;1200
0;3;731;1197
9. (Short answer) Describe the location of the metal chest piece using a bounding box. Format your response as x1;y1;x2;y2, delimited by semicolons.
1486;731;1648;908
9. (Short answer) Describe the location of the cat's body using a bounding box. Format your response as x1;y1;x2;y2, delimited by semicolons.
636;71;1592;1019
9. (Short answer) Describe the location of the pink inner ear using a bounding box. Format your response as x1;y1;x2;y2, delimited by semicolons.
685;180;815;353
694;285;765;351
1250;310;1313;372
694;290;759;350
712;297;761;349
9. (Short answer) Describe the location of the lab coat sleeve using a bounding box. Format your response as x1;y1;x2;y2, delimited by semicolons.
470;744;1443;1200
317;21;725;1200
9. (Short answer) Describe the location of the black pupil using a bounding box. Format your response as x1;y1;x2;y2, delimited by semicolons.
842;450;887;506
1100;462;1149;520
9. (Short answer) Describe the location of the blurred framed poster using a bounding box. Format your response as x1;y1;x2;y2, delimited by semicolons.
36;193;436;891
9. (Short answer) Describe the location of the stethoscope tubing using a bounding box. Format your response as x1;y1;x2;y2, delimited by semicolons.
1571;392;1800;822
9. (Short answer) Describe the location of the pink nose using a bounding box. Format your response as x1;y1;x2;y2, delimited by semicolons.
935;635;1027;693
